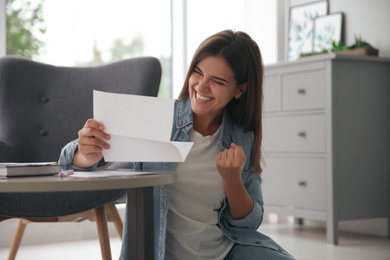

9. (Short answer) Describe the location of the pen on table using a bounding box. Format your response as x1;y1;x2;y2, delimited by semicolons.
58;169;74;177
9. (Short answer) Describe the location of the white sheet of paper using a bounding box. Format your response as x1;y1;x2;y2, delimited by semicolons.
72;170;160;178
94;90;173;141
93;90;193;162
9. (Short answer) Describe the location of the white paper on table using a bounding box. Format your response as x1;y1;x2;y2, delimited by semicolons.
93;90;193;162
72;170;160;178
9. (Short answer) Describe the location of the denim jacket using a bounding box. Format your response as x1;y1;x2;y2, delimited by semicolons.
59;97;281;260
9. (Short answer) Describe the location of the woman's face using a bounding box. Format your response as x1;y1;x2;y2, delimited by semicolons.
188;55;246;120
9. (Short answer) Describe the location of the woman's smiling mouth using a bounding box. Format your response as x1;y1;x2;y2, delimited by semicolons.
196;92;212;101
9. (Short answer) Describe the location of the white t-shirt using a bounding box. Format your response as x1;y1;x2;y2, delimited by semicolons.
165;127;234;260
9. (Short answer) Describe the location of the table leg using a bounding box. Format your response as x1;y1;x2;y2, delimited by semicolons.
388;217;390;239
126;187;154;260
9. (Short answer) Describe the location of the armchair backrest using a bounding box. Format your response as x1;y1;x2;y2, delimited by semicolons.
0;56;161;162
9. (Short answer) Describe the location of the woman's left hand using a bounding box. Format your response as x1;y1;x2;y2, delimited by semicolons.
216;143;246;183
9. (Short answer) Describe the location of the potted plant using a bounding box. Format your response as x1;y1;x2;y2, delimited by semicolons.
337;35;379;56
331;40;348;52
299;35;379;58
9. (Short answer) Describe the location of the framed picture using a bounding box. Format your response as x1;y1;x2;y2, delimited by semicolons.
287;1;328;60
313;12;344;52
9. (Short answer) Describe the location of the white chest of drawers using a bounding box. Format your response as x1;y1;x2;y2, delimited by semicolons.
262;54;390;245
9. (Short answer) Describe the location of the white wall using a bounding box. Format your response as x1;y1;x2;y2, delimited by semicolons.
280;0;390;59
244;0;278;65
185;0;277;65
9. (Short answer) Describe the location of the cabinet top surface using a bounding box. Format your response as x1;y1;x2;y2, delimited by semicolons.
266;53;390;69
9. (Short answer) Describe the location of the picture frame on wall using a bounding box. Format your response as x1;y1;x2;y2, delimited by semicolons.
313;12;344;52
287;0;328;61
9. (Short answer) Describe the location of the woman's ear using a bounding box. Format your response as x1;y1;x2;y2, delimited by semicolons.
235;83;248;98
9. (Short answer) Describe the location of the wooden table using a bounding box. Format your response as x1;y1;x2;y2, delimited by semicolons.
0;171;175;259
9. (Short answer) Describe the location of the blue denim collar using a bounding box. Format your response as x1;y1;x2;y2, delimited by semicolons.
175;97;234;152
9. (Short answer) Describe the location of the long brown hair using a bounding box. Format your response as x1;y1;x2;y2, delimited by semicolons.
178;30;264;174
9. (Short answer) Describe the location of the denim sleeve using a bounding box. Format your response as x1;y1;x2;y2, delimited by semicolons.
222;197;263;230
58;139;100;171
220;171;264;230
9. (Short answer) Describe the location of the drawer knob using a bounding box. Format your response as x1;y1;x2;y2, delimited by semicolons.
298;181;307;187
297;88;306;95
298;131;306;138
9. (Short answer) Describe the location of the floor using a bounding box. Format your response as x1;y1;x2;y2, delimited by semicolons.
0;223;389;260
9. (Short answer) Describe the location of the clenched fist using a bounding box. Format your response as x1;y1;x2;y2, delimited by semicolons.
216;143;246;183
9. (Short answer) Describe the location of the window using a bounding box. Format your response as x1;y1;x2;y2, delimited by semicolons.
4;0;172;97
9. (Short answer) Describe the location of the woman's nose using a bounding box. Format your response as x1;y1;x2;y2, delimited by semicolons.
197;77;209;91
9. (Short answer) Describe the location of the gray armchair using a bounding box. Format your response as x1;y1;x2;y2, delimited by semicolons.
0;56;161;259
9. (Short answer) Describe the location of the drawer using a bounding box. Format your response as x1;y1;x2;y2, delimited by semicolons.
263;114;326;153
261;157;326;211
264;75;279;112
282;69;326;111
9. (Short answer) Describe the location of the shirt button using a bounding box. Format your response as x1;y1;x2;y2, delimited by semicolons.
232;236;238;240
255;240;262;244
178;121;183;126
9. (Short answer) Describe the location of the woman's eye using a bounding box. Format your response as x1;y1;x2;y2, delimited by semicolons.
214;80;225;85
193;68;202;75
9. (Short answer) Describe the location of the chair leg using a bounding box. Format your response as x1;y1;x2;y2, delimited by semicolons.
94;205;112;260
107;204;123;239
8;219;27;260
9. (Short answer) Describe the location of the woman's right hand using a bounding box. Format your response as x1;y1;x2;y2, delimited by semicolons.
73;119;111;168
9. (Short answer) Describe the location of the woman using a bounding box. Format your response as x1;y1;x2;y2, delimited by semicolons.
59;30;294;260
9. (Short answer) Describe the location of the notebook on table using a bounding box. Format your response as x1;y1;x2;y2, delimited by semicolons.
0;162;61;177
